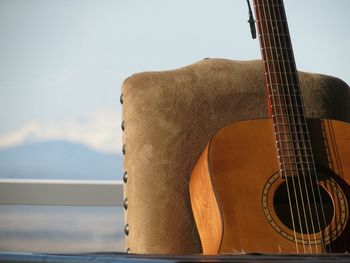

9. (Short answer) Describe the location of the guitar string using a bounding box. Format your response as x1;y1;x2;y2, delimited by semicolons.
255;0;299;253
269;0;317;252
262;0;307;252
269;0;329;252
279;1;331;253
256;0;331;253
267;0;315;252
273;0;324;251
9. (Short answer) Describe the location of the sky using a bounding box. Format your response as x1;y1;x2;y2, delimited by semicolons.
0;0;349;154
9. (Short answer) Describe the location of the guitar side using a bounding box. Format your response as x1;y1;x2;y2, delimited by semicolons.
189;118;350;254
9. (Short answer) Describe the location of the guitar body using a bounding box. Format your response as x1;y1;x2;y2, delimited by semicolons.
190;118;350;254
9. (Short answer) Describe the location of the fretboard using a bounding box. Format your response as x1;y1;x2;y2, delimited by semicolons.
253;0;315;178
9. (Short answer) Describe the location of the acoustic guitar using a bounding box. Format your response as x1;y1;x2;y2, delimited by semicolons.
189;0;350;254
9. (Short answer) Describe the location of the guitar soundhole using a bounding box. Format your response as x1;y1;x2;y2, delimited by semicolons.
273;181;334;234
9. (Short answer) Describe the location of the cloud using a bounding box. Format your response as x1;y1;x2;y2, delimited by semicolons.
0;108;122;153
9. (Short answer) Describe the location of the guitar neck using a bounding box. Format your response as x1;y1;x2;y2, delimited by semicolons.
253;0;315;177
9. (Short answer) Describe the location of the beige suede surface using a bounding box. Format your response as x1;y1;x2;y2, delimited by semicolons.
121;59;350;254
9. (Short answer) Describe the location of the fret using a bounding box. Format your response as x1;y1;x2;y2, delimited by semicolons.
275;125;309;132
263;48;294;60
271;108;304;117
261;43;292;57
282;170;317;178
274;121;305;128
267;72;299;78
271;109;305;117
273;116;305;125
260;55;292;68
280;158;314;163
280;164;314;172
294;149;314;156
280;159;308;172
277;142;312;150
270;93;302;96
278;148;313;155
273;119;306;125
265;59;295;63
274;123;296;130
277;131;309;135
277;133;310;139
280;155;314;160
276;134;311;143
277;134;293;141
272;104;304;108
278;150;314;158
277;146;299;151
268;81;299;88
260;33;289;37
277;147;313;156
272;108;306;117
277;146;296;153
255;0;283;4
273;115;305;123
267;84;299;88
281;169;316;177
267;75;298;81
293;147;313;152
277;147;312;150
278;160;312;176
273;115;305;120
260;47;293;52
271;104;305;109
266;69;298;74
261;32;290;39
277;143;313;151
281;163;316;171
266;65;298;73
277;149;295;156
281;162;315;168
274;129;309;136
259;17;289;31
258;19;286;22
286;123;309;130
274;122;307;126
280;150;314;156
269;95;303;100
269;97;304;103
277;141;311;147
262;47;292;50
273;113;305;117
277;140;311;145
274;125;308;131
282;168;317;173
266;72;298;76
271;100;302;104
277;133;311;143
279;151;313;159
280;155;312;163
280;163;297;168
254;3;283;8
269;92;301;98
274;129;307;138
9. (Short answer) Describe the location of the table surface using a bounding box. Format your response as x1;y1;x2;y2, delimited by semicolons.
1;252;350;263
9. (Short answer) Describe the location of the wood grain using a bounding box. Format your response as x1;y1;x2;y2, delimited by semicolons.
189;146;223;254
190;118;350;254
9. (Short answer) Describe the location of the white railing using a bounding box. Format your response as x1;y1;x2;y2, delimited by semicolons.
0;179;123;206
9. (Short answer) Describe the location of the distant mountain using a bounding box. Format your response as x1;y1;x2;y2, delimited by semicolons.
0;140;123;180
